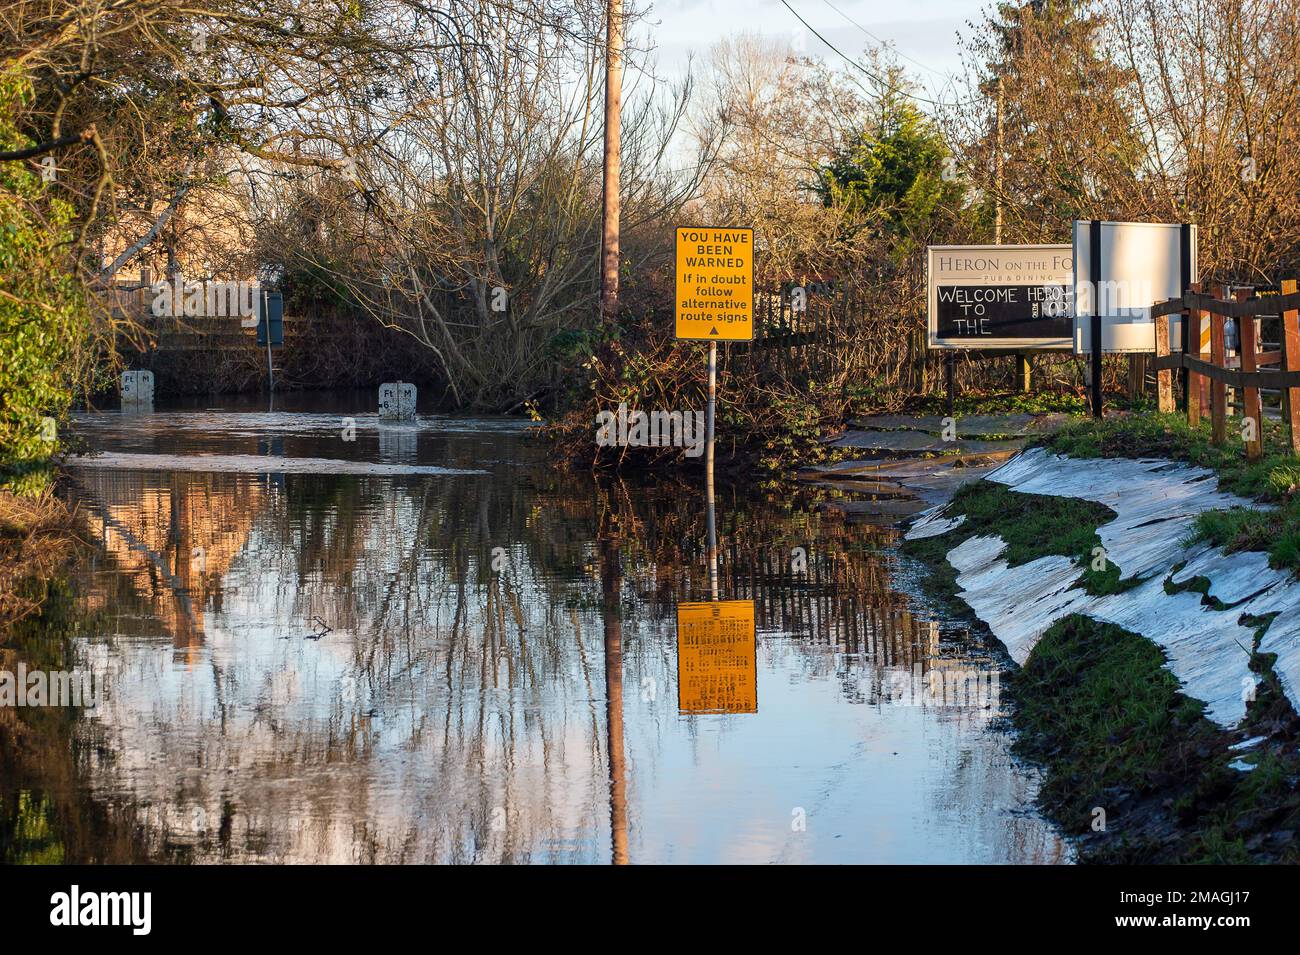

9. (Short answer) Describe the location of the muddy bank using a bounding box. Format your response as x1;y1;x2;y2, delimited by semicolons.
901;448;1300;862
1010;614;1299;863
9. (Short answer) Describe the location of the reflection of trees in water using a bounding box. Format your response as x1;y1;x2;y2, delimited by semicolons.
586;478;957;694
59;467;630;862
34;456;1028;863
72;469;262;661
0;584;162;863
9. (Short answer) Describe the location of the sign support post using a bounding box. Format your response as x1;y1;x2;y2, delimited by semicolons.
1179;224;1193;413
706;339;718;599
706;340;716;494
675;225;752;600
260;289;273;393
945;353;955;417
1089;219;1103;419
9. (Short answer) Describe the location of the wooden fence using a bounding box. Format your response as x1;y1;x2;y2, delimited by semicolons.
739;284;955;397
1151;281;1300;457
101;270;291;351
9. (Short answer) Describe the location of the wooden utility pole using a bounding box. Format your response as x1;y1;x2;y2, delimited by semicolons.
599;530;629;866
991;77;1033;394
598;1;625;862
599;0;623;324
993;76;1003;245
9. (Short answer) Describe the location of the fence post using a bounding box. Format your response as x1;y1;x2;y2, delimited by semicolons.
1155;302;1173;413
1210;284;1227;446
1236;287;1261;460
945;352;955;418
1283;278;1300;455
139;268;152;318
916;324;927;394
1187;283;1203;427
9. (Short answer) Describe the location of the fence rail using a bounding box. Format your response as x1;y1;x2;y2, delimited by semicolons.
1149;280;1300;457
100;270;343;352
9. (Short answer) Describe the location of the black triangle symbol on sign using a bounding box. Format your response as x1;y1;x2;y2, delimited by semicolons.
709;327;719;336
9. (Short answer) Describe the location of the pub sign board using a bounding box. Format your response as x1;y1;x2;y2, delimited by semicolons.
927;244;1074;350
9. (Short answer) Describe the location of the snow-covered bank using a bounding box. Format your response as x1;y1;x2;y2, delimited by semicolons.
906;448;1300;726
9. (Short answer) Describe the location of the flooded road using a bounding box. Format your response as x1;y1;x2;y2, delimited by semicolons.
1;392;1069;864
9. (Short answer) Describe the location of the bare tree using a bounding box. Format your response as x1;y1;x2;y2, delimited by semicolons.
259;0;703;408
689;34;874;285
1;0;467;282
951;0;1300;280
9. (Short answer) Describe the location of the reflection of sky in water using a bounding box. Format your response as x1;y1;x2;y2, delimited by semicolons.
56;402;1069;864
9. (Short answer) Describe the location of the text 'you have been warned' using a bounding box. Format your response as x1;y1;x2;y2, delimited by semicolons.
675;227;754;341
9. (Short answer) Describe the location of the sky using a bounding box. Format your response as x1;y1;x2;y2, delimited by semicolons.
642;0;978;106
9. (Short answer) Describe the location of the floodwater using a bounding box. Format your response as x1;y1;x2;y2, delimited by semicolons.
0;392;1070;864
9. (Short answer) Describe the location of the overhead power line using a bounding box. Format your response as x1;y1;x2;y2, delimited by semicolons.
779;0;977;110
819;0;953;81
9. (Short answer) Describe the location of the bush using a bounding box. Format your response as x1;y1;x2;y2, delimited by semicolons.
543;325;853;476
0;74;91;494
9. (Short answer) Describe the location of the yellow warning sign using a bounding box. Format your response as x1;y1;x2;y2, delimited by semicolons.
676;600;757;714
675;227;754;341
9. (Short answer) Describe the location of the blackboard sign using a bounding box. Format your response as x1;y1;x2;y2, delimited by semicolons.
927;245;1074;350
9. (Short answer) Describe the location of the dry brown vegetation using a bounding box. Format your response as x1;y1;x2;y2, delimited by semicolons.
0;489;80;632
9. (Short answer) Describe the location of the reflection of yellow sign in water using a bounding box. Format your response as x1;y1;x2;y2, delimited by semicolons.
676;600;757;714
675;227;754;341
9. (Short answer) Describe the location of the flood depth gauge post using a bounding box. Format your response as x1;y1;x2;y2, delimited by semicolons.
675;226;754;597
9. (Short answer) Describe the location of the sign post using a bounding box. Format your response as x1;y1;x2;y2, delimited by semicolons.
256;290;284;393
675;225;753;497
1070;220;1198;419
676;226;753;606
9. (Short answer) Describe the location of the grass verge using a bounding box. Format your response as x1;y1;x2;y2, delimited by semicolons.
1011;614;1300;863
912;389;1089;417
899;479;1142;601
1035;412;1300;577
898;447;1300;862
